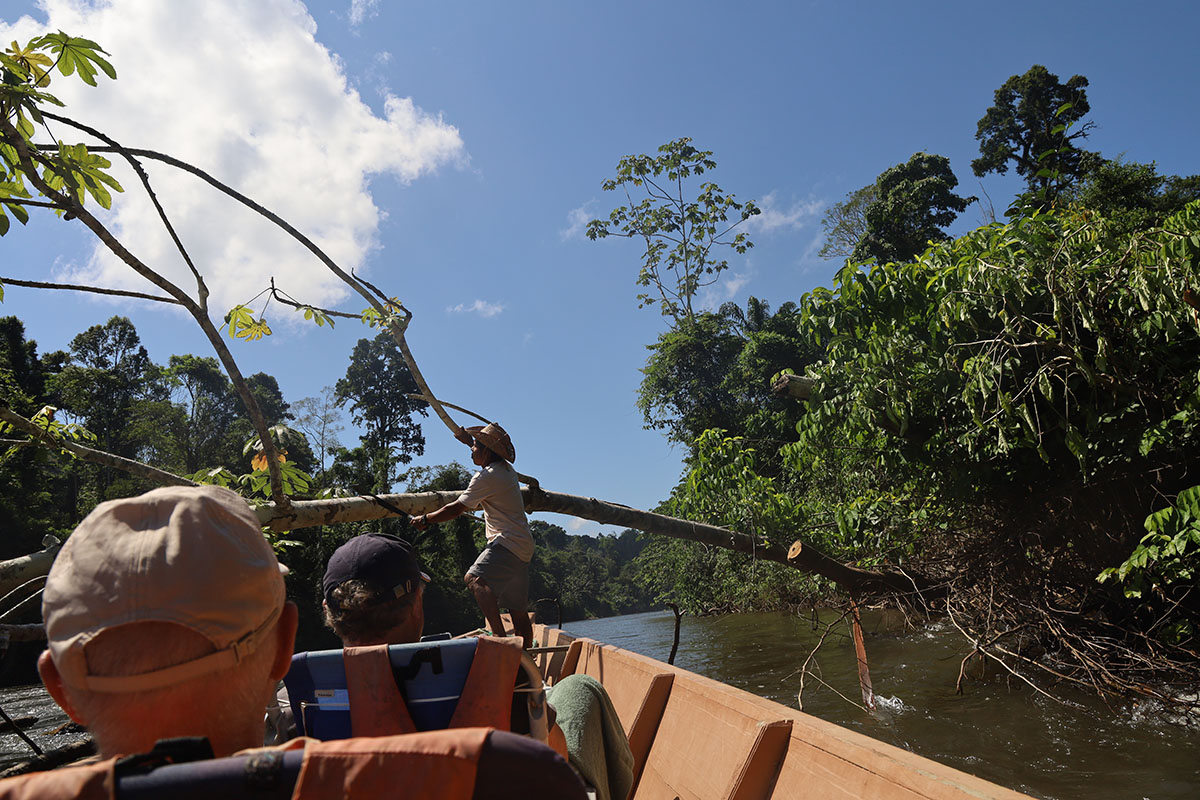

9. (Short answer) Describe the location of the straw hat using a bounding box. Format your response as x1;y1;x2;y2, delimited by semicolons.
466;422;516;463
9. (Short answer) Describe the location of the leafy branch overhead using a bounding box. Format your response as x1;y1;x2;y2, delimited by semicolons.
586;138;760;326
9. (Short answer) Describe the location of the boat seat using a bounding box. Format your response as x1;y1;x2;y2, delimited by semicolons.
283;638;548;743
530;624;580;685
634;671;792;800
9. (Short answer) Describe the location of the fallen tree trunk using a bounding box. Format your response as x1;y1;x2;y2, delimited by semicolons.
770;373;816;399
0;541;60;600
255;489;943;602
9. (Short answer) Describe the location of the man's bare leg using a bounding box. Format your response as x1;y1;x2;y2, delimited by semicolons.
511;606;534;650
466;574;508;638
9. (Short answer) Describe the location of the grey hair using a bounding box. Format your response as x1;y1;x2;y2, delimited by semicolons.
323;579;421;643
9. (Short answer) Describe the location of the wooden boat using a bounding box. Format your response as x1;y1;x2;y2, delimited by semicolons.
529;622;1033;800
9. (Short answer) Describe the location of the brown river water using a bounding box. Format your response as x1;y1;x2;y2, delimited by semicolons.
0;609;1196;797
565;610;1200;800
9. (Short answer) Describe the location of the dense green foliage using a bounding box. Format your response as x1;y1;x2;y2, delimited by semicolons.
637;297;818;453
332;332;429;492
851;152;974;264
658;201;1200;644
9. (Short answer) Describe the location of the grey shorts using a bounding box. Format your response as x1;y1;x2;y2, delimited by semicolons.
468;542;530;611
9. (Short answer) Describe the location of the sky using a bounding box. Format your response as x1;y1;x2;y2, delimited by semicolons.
1;0;1197;536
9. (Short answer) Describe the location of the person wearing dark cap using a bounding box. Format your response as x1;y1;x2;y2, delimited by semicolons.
321;532;431;646
411;422;535;649
264;531;431;744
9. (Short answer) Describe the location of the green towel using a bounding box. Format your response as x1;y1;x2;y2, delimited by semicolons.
547;674;634;800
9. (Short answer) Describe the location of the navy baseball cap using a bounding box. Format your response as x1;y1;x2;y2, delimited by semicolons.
322;533;430;610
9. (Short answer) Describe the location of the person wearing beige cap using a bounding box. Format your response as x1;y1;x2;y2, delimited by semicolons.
411;423;535;649
36;484;299;760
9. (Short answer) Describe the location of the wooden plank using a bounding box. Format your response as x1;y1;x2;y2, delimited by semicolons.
634;671;792;800
573;641;676;797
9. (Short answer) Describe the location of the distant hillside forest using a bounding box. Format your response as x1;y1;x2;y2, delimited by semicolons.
2;52;1199;700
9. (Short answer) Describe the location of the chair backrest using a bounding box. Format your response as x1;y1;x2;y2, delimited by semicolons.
284;638;479;740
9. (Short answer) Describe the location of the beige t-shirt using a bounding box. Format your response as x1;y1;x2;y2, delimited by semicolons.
457;461;534;562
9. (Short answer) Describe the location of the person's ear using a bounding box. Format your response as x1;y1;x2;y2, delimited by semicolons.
37;650;86;725
269;601;299;681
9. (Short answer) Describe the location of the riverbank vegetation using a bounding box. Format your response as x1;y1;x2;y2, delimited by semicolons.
2;37;1197;709
587;68;1200;706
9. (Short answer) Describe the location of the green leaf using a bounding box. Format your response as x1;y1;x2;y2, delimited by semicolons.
1177;485;1200;519
38;33;116;87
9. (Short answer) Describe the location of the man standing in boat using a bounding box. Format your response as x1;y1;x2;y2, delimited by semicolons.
411;423;535;649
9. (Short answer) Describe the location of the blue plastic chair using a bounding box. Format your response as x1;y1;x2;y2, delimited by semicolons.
284;638;482;740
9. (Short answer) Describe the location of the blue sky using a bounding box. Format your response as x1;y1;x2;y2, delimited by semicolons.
2;0;1197;535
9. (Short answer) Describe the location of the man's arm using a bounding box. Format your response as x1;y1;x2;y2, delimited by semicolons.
410;500;470;531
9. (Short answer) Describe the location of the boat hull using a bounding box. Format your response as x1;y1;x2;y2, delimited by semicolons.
531;624;1032;800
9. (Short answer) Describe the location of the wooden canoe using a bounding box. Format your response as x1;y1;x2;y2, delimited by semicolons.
529;623;1033;800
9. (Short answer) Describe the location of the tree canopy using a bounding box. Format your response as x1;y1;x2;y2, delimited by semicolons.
851;152;974;264
972;64;1096;194
586;138;760;326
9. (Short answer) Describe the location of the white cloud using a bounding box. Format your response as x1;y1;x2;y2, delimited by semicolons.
747;191;823;233
447;299;504;318
560;202;595;241
0;0;465;319
348;0;381;28
697;267;753;311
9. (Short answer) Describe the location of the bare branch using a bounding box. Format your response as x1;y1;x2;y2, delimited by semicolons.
0;403;196;488
0;276;181;304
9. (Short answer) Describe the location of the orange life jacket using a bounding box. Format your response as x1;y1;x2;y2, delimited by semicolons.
343;635;523;737
0;758;114;800
0;729;491;800
342;636;568;758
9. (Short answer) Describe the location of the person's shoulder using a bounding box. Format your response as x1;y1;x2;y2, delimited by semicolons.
481;462;515;479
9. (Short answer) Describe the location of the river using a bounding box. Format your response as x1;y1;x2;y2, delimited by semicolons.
0;610;1196;797
565;609;1200;800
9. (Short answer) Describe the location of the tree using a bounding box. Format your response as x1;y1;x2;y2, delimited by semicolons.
586;138;760;326
335;333;429;491
50;317;162;458
292;386;344;483
818;184;876;260
637;297;816;454
851;153;974;264
163;354;237;472
972;65;1095;194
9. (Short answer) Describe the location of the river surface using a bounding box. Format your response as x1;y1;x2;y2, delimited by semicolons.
565;610;1200;800
0;610;1196;797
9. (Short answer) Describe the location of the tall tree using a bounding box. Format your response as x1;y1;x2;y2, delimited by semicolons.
852;152;974;264
292;386;344;483
586;138;760;326
164;354;237;472
335;333;428;491
1068;158;1200;232
818;184;877;260
50;317;162;457
972;65;1095;195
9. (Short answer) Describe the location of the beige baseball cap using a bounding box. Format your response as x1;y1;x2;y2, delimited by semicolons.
43;485;287;693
